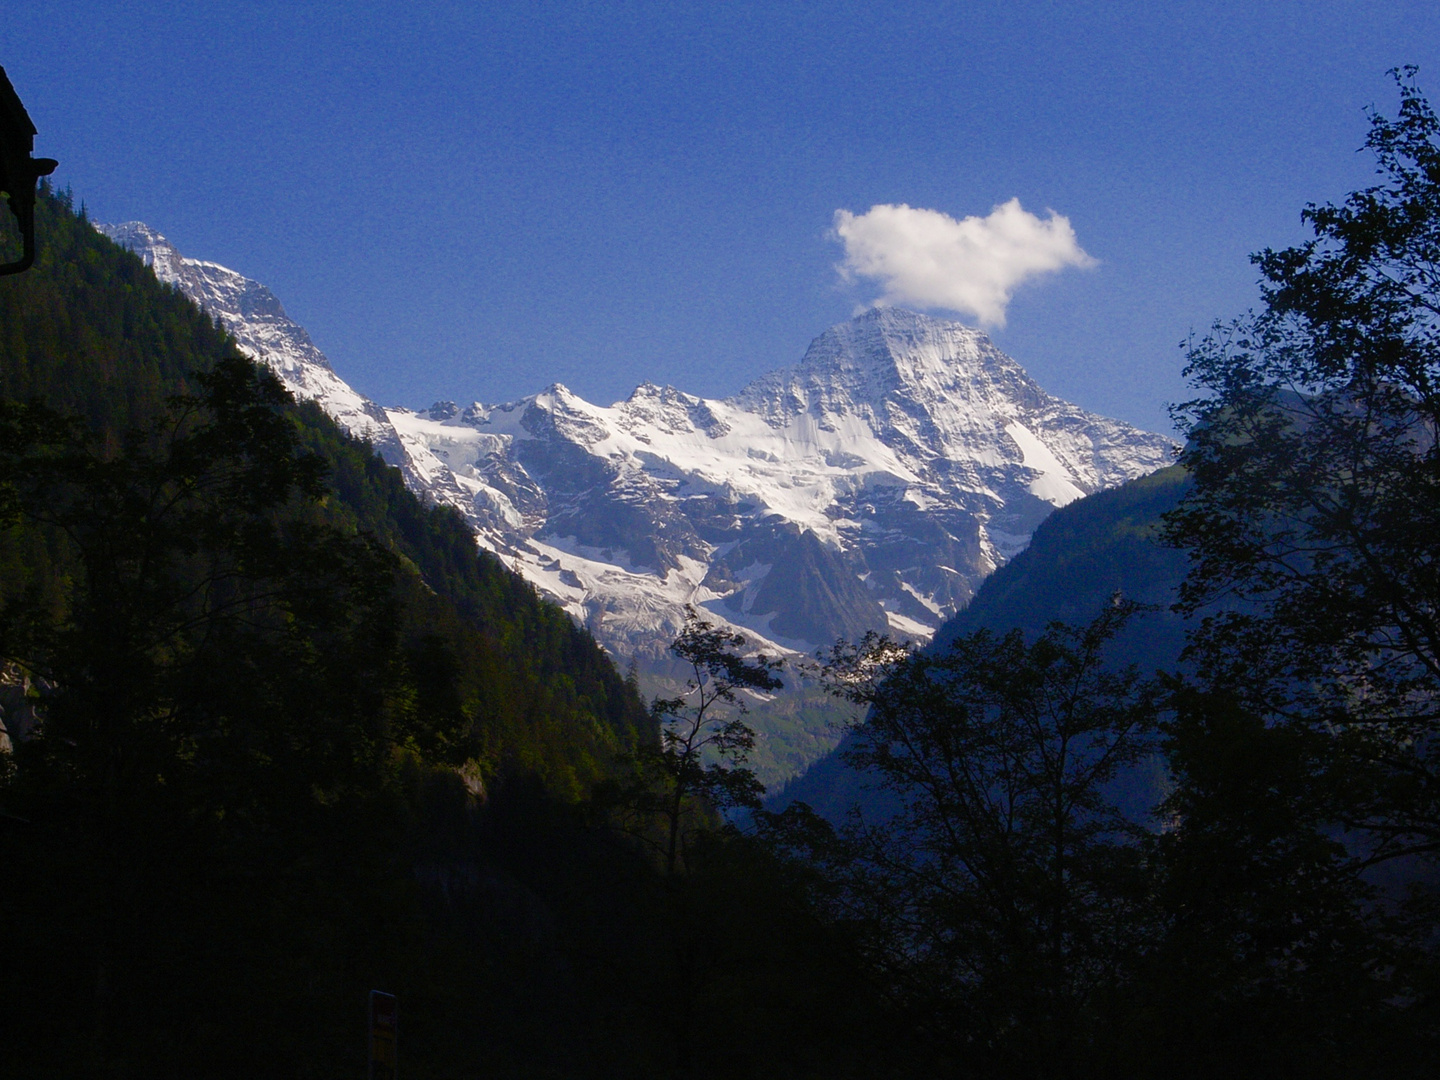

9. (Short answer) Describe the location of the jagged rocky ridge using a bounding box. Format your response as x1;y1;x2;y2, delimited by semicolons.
99;222;1175;661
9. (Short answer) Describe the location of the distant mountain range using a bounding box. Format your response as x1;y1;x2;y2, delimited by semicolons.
99;221;1175;670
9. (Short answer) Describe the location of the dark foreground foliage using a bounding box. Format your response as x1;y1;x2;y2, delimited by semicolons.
776;71;1440;1078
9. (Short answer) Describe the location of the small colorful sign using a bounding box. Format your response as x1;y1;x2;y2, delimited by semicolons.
369;990;397;1080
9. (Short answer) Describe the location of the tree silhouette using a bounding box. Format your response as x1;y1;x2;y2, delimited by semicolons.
619;606;782;876
821;602;1160;1075
1167;67;1440;861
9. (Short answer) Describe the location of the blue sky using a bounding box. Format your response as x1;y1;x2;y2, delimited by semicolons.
6;2;1439;432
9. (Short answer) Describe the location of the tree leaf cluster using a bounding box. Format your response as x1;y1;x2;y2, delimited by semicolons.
810;606;1164;1077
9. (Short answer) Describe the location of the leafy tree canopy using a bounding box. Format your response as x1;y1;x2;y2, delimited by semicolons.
1167;68;1440;860
818;603;1160;1075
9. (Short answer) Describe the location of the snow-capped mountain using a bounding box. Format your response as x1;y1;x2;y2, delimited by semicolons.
98;222;1175;662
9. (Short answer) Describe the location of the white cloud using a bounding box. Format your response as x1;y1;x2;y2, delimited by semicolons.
832;199;1095;326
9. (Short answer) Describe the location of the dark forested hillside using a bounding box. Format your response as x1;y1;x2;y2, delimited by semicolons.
0;189;901;1079
935;463;1189;663
0;190;673;1074
0;187;650;795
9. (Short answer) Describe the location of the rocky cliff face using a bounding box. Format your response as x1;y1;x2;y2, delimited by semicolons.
99;223;1176;662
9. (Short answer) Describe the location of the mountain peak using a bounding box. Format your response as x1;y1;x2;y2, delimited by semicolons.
103;220;168;248
851;304;973;331
101;221;187;280
801;307;1008;380
733;307;1038;423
